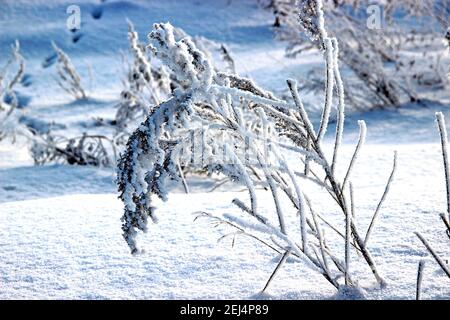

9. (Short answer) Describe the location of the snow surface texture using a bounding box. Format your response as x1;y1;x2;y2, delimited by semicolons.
1;144;450;299
0;0;449;299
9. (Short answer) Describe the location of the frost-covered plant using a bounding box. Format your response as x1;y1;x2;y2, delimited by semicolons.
113;90;150;144
117;22;276;252
116;21;237;138
117;1;396;294
114;21;175;142
265;0;448;109
51;42;87;100
173;26;237;76
414;112;450;298
436;112;450;224
0;41;25;140
125;20;167;105
415;260;425;300
31;132;115;166
115;21;240;191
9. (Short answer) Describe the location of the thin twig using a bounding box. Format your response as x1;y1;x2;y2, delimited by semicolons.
345;203;351;286
415;232;450;278
436;112;450;222
194;211;282;255
342;120;366;190
416;260;425;300
440;213;450;238
364;151;397;246
177;161;189;194
331;38;345;175
262;250;291;293
317;38;335;143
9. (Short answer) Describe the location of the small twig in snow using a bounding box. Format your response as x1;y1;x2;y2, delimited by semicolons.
415;232;450;279
262;250;291;293
364;151;397;246
416;260;425;300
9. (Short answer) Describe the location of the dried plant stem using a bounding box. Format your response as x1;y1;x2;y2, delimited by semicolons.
440;213;450;237
52;42;86;100
286;79;316;139
262;250;291;293
277;152;308;253
305;196;330;270
349;183;355;219
304;138;311;176
416;260;425;300
117;11;395;292
349;183;360;256
233;196;340;289
331;38;345;175
7;41;24;91
415;232;450;278
436;112;450;222
317;38;335;143
0;41;24;120
342;120;366;190
194;211;283;256
288;78;383;286
177;161;189;194
351;221;385;286
345;205;351;286
364;151;397;246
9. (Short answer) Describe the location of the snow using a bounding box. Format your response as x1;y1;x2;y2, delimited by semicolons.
1;142;449;299
0;0;449;300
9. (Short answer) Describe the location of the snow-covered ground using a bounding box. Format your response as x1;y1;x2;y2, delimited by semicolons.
0;0;449;299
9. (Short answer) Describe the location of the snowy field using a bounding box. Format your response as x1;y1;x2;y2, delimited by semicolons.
1;0;450;300
1;143;450;300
